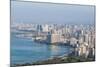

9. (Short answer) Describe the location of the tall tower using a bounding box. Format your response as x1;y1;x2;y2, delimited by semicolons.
46;30;61;44
37;24;43;32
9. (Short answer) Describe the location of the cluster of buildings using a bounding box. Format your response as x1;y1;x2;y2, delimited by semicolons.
11;23;95;58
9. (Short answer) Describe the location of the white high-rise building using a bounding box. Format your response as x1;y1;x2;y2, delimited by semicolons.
78;43;89;58
42;24;49;32
84;34;89;44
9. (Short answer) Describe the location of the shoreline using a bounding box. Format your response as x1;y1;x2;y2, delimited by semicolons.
11;52;71;66
11;34;75;67
11;51;95;67
11;53;70;66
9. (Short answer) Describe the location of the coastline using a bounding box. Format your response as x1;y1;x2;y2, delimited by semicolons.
11;36;95;67
11;51;95;67
11;34;74;67
11;53;69;66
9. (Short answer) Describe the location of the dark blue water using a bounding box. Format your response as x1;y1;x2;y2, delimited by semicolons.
11;33;73;64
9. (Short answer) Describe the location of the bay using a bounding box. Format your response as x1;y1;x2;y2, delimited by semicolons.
11;33;73;64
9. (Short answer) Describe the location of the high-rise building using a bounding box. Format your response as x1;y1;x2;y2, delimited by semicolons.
70;37;78;47
46;29;61;44
77;43;89;58
83;34;89;44
42;24;49;32
37;24;43;32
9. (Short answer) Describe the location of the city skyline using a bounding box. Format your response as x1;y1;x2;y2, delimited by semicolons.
11;1;95;66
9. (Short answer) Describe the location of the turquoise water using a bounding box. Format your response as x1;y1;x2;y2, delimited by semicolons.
11;33;73;64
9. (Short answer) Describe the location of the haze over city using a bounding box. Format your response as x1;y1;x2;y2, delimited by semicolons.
11;1;95;24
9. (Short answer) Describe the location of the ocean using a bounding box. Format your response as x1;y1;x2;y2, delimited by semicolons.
11;33;73;65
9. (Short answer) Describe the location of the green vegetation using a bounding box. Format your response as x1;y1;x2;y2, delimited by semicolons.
11;56;95;67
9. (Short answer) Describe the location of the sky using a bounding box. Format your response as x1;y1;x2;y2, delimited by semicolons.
11;1;95;24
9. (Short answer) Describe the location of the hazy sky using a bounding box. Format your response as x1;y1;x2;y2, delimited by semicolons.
11;1;95;24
